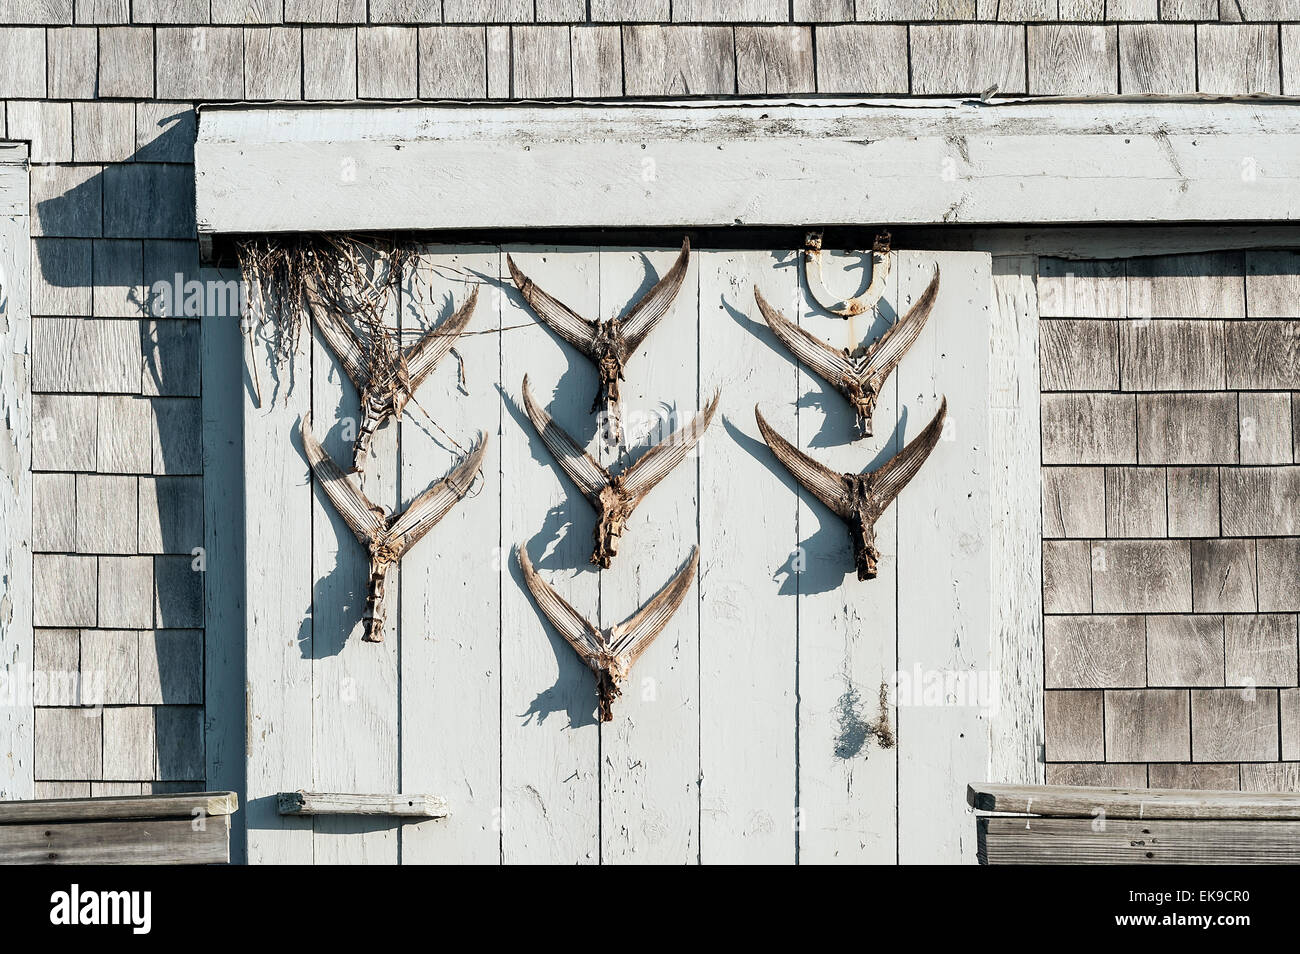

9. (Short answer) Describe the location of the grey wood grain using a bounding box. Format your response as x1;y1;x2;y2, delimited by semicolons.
358;26;418;98
1045;615;1145;689
591;0;669;18
1284;689;1299;760
213;0;284;23
137;477;203;555
1192;688;1279;761
32;473;75;553
134;104;196;163
487;25;509;96
1105;688;1191;762
1137;392;1238;465
419;26;487;97
1127;252;1245;319
151;398;204;476
33;318;141;394
1042;393;1136;465
910;24;1026;95
443;0;531;20
34;782;92;798
0;816;229;864
103;706;156;780
1159;0;1217;16
674;0;785;18
244;26;303;99
813;24;908;94
277;791;449;816
1059;0;1106;22
513;25;572;97
856;0;976;17
73;102;135;163
303;26;358;99
97;557;154;630
153;557;204;629
735;26;814;95
1221;467;1300;535
97;396;152;474
1041;467;1106;539
143;320;201;399
1225;614;1297;687
794;0;853;17
981;816;1300;864
1091;539;1192;613
1148;763;1240;791
1197;23;1280;94
1046;763;1147;787
969;781;1300;818
285;0;365;20
1146;615;1225;687
156;27;245;100
34;555;97;629
35;707;102;780
1167;466;1220;537
155;706;204;780
1040;321;1118;392
33;629;80;707
81;630;139;706
0;26;45;96
1225;321;1300;390
1119;24;1195;94
621;25;735;95
370;0;441;20
32;238;91;315
1105;466;1167;538
1243;762;1300;791
48;27;97;98
91;239;145;317
1120;320;1226;392
75;474;136;555
1239;392;1292;465
139;630;204;705
571;26;621;96
1028;25;1118;96
1246;251;1300;318
1043;540;1092;614
1044;690;1104;761
33;395;96;472
6;101;72;163
1257;538;1300;611
30;165;100;238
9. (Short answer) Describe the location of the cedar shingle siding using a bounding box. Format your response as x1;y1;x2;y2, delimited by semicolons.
3;0;1297;804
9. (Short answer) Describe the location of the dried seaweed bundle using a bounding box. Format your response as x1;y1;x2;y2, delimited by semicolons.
754;267;939;439
755;398;947;581
300;412;487;642
520;375;719;568
518;545;699;721
507;239;691;443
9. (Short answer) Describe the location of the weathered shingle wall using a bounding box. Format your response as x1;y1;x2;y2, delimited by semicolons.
1;0;1296;799
1039;252;1300;793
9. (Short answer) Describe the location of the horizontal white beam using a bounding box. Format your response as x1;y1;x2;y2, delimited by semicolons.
195;99;1300;233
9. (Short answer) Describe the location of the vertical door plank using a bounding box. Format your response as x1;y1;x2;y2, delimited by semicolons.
598;246;700;864
896;251;992;865
796;250;900;864
244;299;314;865
500;247;601;864
698;249;798;864
309;266;400;865
399;247;502;864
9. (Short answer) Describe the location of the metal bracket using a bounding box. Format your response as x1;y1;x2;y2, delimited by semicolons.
802;230;892;317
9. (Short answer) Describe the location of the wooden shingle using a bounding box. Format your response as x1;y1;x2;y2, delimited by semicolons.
285;0;366;20
75;474;136;555
1158;0;1217;17
592;0;669;19
1246;251;1300;318
535;0;585;21
1148;763;1240;790
1105;689;1191;762
103;165;196;240
1118;24;1194;94
622;25;736;96
80;629;139;705
91;239;145;317
1225;614;1298;687
103;706;155;781
32;394;96;473
1257;538;1300;611
443;0;531;20
97;26;154;98
142;320;200;397
244;26;303;100
1191;538;1257;613
6;101;72;163
139;630;204;706
1166;466;1220;537
155;706;204;780
156;27;245;100
1119;320;1226;391
1107;0;1158;17
1221;467;1300;536
674;0;786;19
212;0;285;23
1027;25;1118;96
487;26;510;96
154;557;204;629
1043;540;1092;614
1091;539;1192;613
736;26;814;95
33;318;141;394
1196;24;1281;94
1191;688;1279;761
369;0;442;20
1127;252;1245;319
1239;392;1293;465
133;0;209;21
1045;615;1145;689
150;398;203;475
419;26;488;98
1038;258;1125;319
1225;321;1300;390
76;0;129;23
137;477;204;555
135;103;197;163
31;166;102;238
35;708;101;781
1146;615;1224;687
813;25;909;95
73;102;135;163
303;27;358;99
358;26;419;98
1284;688;1300;761
1105;466;1167;538
96;395;151;474
1045;763;1147;787
0;26;46;96
794;0;854;19
48;27;97;98
1042;393;1136;465
1242;763;1300;791
1041;466;1106;539
857;0;977;17
33;629;80;707
32;238;92;316
1137;392;1238;465
97;556;154;630
33;472;77;555
571;26;622;97
1041;320;1119;391
910;25;1026;95
512;26;572;97
1044;690;1104;762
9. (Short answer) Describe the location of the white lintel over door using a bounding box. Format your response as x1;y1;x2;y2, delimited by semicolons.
195;100;1300;235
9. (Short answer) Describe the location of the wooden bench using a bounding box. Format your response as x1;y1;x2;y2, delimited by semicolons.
969;782;1300;864
0;792;238;864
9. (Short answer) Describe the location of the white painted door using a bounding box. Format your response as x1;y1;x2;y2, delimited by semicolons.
244;246;995;864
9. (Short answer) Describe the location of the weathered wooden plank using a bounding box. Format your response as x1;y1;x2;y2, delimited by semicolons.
1041;466;1105;539
1027;25;1118;96
735;26;814;96
1146;615;1225;687
791;251;900;864
244;26;303;100
309;251;399;865
571;26;621;97
1091;540;1192;613
357;26;418;99
621;26;735;96
1167;466;1219;537
599;246;700;865
896;251;991;865
1104;466;1166;538
909;25;1026;95
303;26;358;99
1137;392;1238;465
419;26;487;98
1197;23;1281;95
278;792;449;817
97;557;153;630
1192;688;1279;761
1042;540;1091;614
980;816;1300;864
1037;258;1126;318
1257;538;1300;611
1120;320;1226;392
1225;321;1300;390
1192;538;1257;613
32;474;74;553
968;781;1300;818
698;249;796;864
102;706;156;780
513;25;572;98
244;282;314;865
1046;763;1147;787
34;707;102;781
1127;252;1246;319
500;248;600;864
398;247;500;865
1041;393;1136;465
1043;690;1103;761
1221;466;1300;535
1239;392;1293;465
813;25;908;95
75;474;137;555
33;630;78;708
81;630;138;705
1148;764;1240;791
97;395;152;474
1044;616;1145;690
0;815;230;865
139;630;203;705
1225;614;1297;687
32;317;140;394
1105;688;1191;762
1118;24;1195;94
1040;320;1118;391
33;554;97;628
1246;251;1300;318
